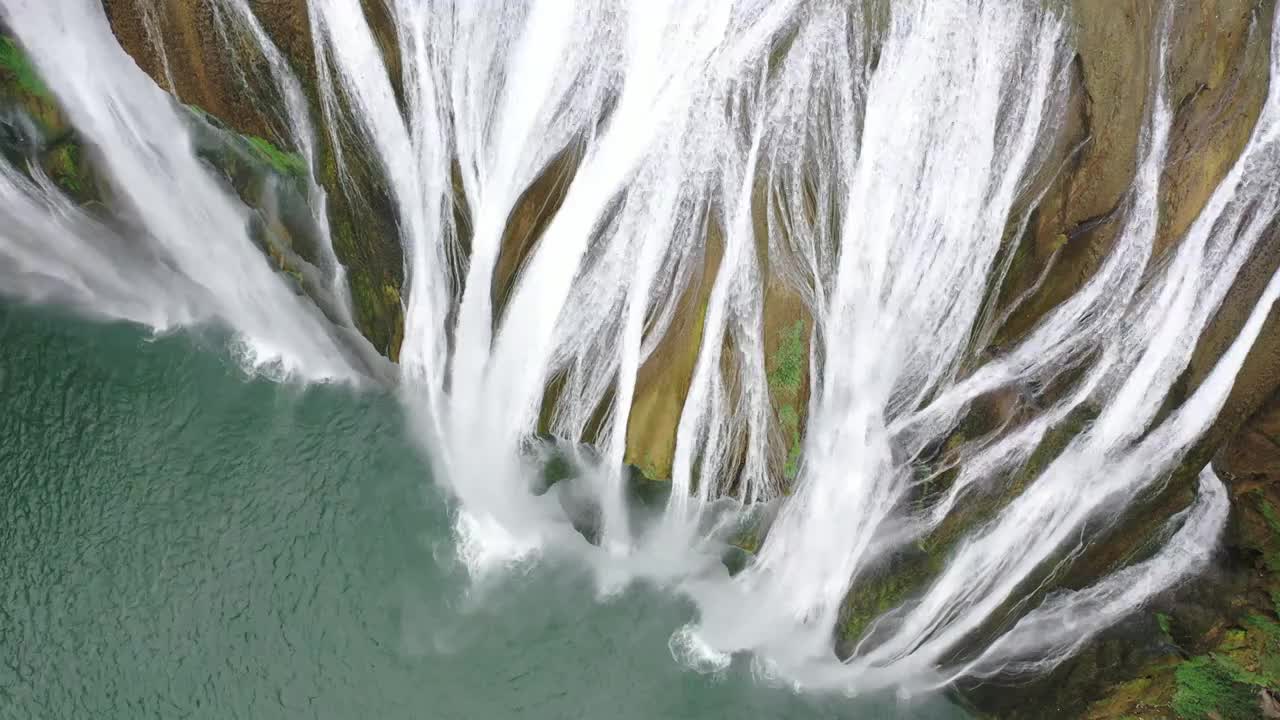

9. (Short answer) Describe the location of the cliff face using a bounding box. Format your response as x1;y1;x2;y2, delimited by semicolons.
78;0;1280;488
96;0;1280;484
1009;0;1278;425
9;0;1280;715
984;6;1280;713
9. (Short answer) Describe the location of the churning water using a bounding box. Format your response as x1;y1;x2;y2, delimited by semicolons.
0;303;966;718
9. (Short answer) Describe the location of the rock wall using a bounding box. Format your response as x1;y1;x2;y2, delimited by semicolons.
85;0;1280;479
914;3;1280;716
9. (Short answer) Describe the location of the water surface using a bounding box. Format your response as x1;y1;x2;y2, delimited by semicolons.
0;303;966;719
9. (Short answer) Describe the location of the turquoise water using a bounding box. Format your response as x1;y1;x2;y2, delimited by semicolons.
0;302;967;719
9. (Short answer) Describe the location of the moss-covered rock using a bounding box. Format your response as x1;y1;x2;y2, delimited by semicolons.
1078;613;1280;719
0;35;48;99
765;300;809;483
0;32;98;204
1;34;57;129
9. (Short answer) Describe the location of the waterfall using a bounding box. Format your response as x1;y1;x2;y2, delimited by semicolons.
207;0;358;333
3;0;1279;699
0;0;363;381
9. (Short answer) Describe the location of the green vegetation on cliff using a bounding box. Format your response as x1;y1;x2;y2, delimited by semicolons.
769;318;807;479
0;33;94;203
0;33;61;134
46;142;85;195
1170;615;1280;719
245;135;307;179
184;103;307;184
0;37;47;99
1081;483;1280;719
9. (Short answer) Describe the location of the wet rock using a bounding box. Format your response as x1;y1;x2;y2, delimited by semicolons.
102;0;408;359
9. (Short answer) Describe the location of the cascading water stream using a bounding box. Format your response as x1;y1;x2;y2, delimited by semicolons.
135;0;176;95
0;0;362;382
207;0;358;332
4;0;1280;702
699;2;1075;663
315;0;1280;693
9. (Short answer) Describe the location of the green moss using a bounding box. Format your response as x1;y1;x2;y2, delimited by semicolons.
1091;468;1280;716
1247;613;1280;642
0;37;96;202
1168;616;1280;719
185;104;300;174
769;319;807;479
769;319;807;392
0;34;65;134
185;103;212;121
643;461;660;481
331;211;400;357
1157;612;1172;636
0;37;48;99
245;135;307;179
1245;614;1280;684
777;404;799;428
1084;657;1182;718
1220;628;1249;652
42;141;92;198
345;269;404;358
636;458;661;482
381;282;401;308
784;442;801;479
1213;653;1272;689
1172;656;1256;719
840;550;942;645
349;272;381;340
1259;499;1280;535
382;282;404;361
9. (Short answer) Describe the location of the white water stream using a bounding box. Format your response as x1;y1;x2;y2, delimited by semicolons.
2;0;1279;697
0;0;361;381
